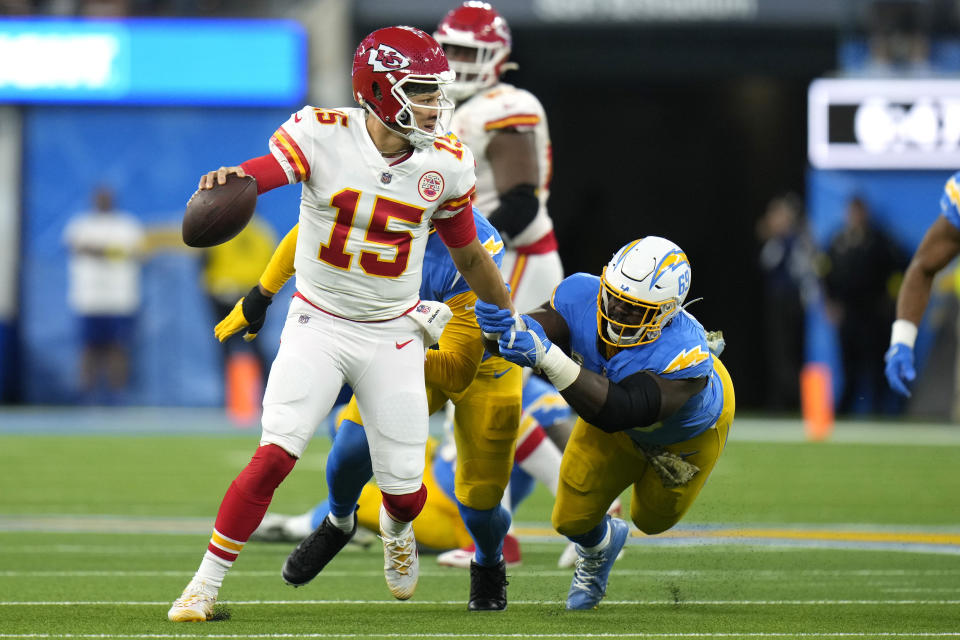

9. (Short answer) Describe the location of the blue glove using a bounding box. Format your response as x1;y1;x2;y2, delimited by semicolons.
884;343;916;397
474;298;515;335
499;315;551;368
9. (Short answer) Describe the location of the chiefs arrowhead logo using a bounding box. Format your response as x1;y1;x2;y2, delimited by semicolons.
368;44;411;72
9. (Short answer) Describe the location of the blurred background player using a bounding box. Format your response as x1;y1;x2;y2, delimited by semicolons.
62;185;144;403
168;26;515;622
476;236;735;610
823;196;906;415
433;0;572;568
223;207;521;611
755;193;817;412
201;214;277;424
885;171;960;399
434;1;560;314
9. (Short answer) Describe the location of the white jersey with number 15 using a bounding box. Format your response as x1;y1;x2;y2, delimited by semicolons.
265;105;476;321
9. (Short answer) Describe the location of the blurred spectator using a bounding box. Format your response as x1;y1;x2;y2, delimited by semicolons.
202;214;276;423
824;196;907;415
756;193;817;411
62;186;144;402
864;0;932;75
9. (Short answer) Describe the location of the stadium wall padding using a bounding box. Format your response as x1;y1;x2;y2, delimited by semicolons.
805;168;953;411
21;105;302;405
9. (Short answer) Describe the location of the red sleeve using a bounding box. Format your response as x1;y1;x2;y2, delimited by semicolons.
434;209;478;248
240;154;289;194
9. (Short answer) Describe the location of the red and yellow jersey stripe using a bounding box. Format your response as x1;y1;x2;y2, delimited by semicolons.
484;113;541;131
437;186;476;215
270;126;311;183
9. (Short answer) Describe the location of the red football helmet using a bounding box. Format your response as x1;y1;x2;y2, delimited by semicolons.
434;2;515;101
352;26;455;148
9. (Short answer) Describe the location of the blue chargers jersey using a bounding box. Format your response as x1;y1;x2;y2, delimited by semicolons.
939;172;960;231
420;206;504;303
522;375;572;431
550;273;725;445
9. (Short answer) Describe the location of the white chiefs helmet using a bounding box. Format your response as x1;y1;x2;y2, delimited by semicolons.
598;236;692;347
434;2;515;102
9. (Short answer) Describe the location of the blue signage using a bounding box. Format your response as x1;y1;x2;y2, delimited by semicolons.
0;18;306;105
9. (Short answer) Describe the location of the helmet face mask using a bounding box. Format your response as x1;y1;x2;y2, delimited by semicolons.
352;26;455;148
597;237;692;348
389;76;455;148
440;41;509;101
434;2;513;102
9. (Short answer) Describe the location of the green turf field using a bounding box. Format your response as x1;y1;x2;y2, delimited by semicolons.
1;415;959;638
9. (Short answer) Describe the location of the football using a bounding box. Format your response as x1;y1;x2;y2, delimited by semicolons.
181;174;257;248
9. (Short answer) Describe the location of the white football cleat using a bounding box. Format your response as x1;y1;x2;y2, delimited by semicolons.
381;527;419;600
558;541;579;569
437;532;522;568
249;513;293;542
167;578;217;622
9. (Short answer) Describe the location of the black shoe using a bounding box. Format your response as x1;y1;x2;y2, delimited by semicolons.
282;515;356;587
468;559;508;611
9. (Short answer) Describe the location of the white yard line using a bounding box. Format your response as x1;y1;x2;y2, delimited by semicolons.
1;633;960;638
1;599;959;606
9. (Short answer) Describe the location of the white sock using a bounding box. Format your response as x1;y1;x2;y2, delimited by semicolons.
379;504;412;538
327;511;355;534
194;552;230;589
579;521;611;555
283;512;316;539
515;424;563;495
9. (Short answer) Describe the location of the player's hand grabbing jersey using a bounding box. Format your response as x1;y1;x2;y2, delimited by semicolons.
267;106;476;320
550;274;725;446
450;83;553;248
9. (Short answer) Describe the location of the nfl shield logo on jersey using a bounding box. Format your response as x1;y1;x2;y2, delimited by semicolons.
381;172;392;184
418;171;444;202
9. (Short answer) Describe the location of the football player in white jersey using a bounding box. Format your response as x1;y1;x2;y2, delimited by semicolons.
434;2;561;314
168;26;515;622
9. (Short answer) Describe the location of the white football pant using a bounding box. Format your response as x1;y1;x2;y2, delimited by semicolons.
260;295;429;494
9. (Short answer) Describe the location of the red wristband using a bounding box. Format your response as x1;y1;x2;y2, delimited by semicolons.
240;154;289;194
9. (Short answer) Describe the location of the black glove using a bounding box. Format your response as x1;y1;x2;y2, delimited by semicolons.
214;285;273;343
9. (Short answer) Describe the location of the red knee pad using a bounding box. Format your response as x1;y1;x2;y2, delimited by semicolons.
382;483;427;522
234;443;297;500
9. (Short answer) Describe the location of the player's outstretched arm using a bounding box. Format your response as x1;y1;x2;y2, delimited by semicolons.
478;302;705;432
897;216;960;327
885;216;960;396
447;237;515;314
213;224;298;343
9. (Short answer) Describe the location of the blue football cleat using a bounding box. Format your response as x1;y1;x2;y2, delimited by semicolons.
565;516;630;610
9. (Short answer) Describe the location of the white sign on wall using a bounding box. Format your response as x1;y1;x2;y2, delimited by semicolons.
809;78;960;170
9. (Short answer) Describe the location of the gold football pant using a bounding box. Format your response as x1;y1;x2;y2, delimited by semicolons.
552;358;735;537
428;362;523;511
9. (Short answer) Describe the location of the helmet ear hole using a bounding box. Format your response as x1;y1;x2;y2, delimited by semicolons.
372;82;383;101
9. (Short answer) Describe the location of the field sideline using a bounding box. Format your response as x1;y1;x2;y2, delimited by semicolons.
1;411;959;638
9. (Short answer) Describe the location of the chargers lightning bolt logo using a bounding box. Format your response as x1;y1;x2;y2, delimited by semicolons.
664;345;709;373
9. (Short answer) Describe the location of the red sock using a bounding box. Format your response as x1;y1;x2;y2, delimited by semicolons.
207;444;296;562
